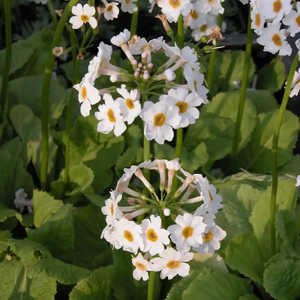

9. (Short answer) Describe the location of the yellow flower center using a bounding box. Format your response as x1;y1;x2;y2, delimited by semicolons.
146;229;158;242
169;0;181;9
107;109;116;123
124;230;134;242
81;14;90;23
193;80;198;92
167;260;180;269
296;15;300;27
154;113;166;127
107;5;113;11
110;203;114;216
176;101;188;114
81;86;87;100
125;0;131;4
135;262;147;271
203;231;214;243
182;226;194;239
273;0;282;13
272;33;282;47
209;191;213;201
190;10;198;20
255;13;261;27
200;24;208;32
126;98;135;109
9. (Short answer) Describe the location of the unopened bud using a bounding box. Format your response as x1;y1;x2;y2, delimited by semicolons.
163;208;170;216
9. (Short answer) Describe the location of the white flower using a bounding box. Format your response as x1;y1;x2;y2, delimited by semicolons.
198;0;224;15
95;93;126;136
141;215;170;255
118;0;137;13
191;14;217;41
74;77;101;117
129;37;164;55
168;213;206;252
181;46;200;75
283;3;300;37
103;1;120;21
157;0;192;23
296;175;300;187
101;222;122;249
115;218;144;254
257;23;292;56
52;46;64;57
193;223;226;254
260;0;292;23
111;29;131;46
151;247;193;280
141;101;181;144
101;191;123;224
290;69;300;98
116;85;141;124
184;69;208;103
69;3;97;29
132;253;152;281
163;87;203;128
250;3;265;34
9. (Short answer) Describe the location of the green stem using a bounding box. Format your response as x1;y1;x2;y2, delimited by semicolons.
232;10;253;156
270;53;299;254
47;0;57;26
0;0;12;141
144;134;151;161
65;28;79;183
130;3;139;37
207;14;223;92
175;128;183;158
147;272;158;300
176;15;184;49
40;0;79;190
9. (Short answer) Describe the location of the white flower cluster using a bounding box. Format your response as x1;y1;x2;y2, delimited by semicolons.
247;0;299;57
100;160;226;281
102;0;137;21
74;29;208;144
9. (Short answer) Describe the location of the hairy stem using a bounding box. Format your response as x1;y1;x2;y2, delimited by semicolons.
232;10;253;156
270;53;299;254
40;0;79;190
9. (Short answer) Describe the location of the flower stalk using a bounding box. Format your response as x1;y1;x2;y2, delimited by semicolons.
0;0;12;141
232;9;253;156
147;271;158;300
270;53;299;254
40;0;79;190
130;0;139;37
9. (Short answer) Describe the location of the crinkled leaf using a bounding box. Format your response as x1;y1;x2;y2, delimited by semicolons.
257;56;285;92
32;190;63;228
246;90;278;113
225;232;264;284
238;110;300;173
279;155;300;176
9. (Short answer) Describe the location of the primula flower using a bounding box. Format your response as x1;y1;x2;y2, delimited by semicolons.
69;3;97;29
132;254;153;280
157;0;192;23
184;69;208;103
283;3;300;37
198;0;224;15
116;85;141;124
168;213;206;252
290;69;300;98
260;0;292;23
257;23;292;56
101;191;123;224
250;2;265;34
118;0;137;13
95;93;126;136
141;101;181;144
74;77;101;117
141;215;170;255
296;175;300;187
102;0;120;21
151;247;193;280
191;14;217;41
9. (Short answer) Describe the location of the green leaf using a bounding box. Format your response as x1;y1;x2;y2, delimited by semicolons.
238;110;300;172
69;266;114;300
185;113;234;167
183;269;251;300
239;295;260;300
279;155;300;176
0;203;22;223
257;56;285;92
209;50;256;96
32;190;63;228
225;232;264;284
204;91;257;152
8;75;66;123
115;147;143;175
264;257;300;300
27;204;74;261
73;205;112;269
246;90;278;113
0;259;57;300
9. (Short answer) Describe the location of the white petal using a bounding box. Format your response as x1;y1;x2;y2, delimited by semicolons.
72;3;83;16
80;101;91;117
69;16;83;29
89;17;98;29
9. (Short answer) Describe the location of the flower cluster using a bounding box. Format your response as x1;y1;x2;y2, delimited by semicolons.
74;29;208;144
100;159;226;280
244;0;299;57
